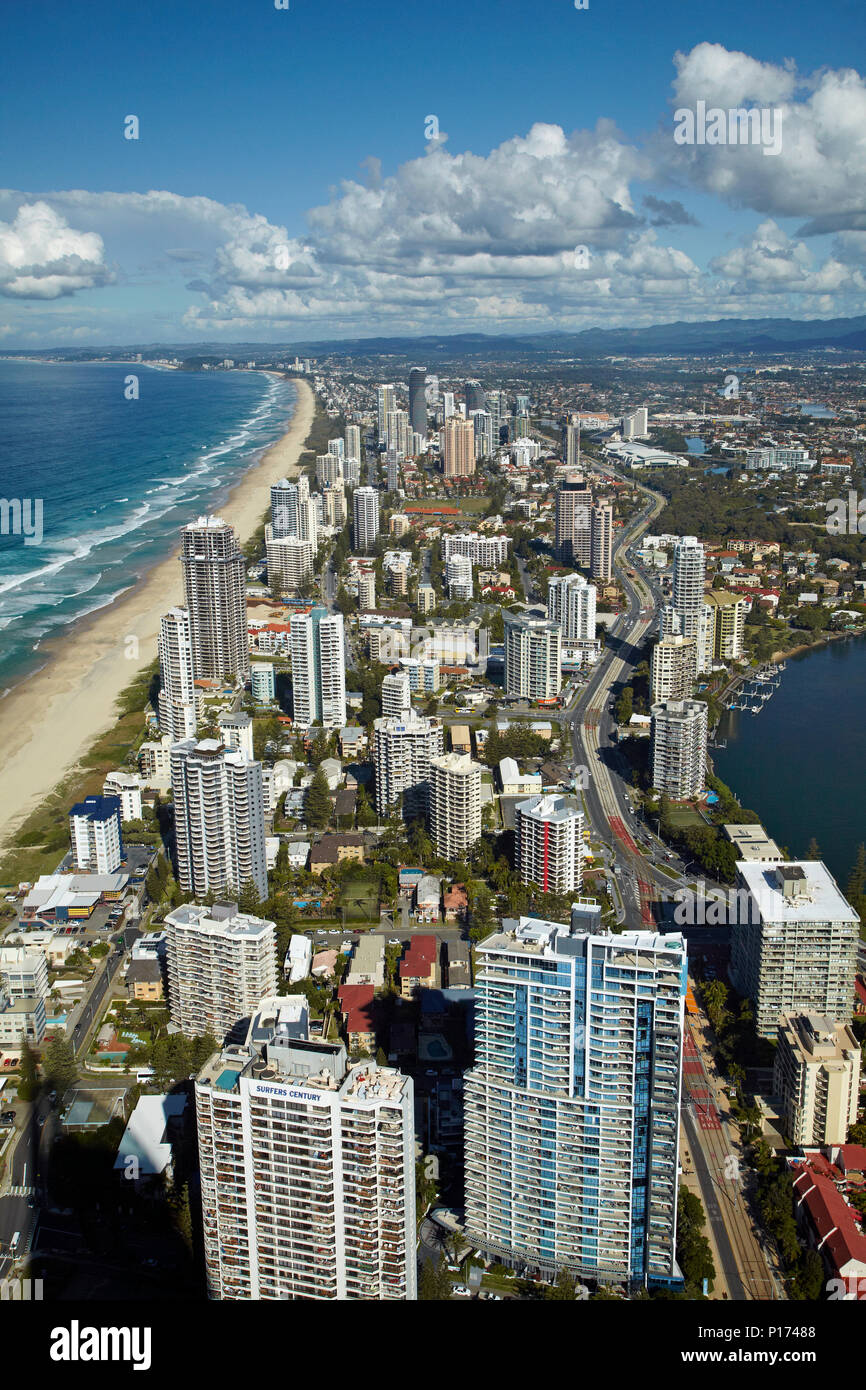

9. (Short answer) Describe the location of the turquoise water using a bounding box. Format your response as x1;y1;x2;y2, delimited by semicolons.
0;360;296;691
714;636;866;886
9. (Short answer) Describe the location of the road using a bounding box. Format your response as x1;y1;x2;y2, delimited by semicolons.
0;1094;51;1278
515;555;536;603
682;1010;784;1300
554;468;669;926
68;939;126;1056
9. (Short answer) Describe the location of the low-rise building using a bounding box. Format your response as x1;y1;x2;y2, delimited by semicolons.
284;934;312;984
444;938;471;988
450;724;472;755
21;872;128;922
399;935;440;997
443;883;468;924
723;824;783;862
415;875;441;923
497;756;543;797
113;1094;187;1186
344;934;385;988
309;833;365;874
791;1157;866;1298
338;984;377;1053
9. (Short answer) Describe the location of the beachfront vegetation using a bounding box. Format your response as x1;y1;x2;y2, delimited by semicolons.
0;659;160;886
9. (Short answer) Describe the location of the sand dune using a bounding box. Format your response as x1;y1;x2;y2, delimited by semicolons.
0;376;315;856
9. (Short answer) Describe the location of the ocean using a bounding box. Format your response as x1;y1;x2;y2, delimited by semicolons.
0;361;296;692
713;635;866;888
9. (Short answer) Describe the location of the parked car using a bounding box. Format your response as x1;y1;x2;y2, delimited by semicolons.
0;1111;16;1125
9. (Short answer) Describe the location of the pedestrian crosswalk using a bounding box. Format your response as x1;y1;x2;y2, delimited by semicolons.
6;1186;34;1198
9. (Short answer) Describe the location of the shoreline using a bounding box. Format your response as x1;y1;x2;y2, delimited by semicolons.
0;375;315;856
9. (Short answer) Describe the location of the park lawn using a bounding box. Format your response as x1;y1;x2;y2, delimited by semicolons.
456;497;491;513
665;806;706;831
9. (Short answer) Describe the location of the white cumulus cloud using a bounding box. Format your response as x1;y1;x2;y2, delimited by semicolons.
0;201;112;298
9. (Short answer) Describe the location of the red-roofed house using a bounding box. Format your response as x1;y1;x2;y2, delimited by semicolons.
792;1161;866;1298
832;1145;866;1180
443;883;469;924
399;935;440;999
338;984;376;1053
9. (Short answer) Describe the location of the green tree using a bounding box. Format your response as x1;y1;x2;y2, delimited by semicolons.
676;1188;715;1295
467;884;495;942
18;1034;39;1101
43;1034;78;1097
418;1255;454;1301
167;1179;194;1256
335;586;354;617
356;786;377;828
615;686;634;725
790;1249;824;1301
237;878;263;914
305;768;332;831
547;1267;578;1300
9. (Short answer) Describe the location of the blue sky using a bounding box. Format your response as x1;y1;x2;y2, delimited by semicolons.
1;0;864;343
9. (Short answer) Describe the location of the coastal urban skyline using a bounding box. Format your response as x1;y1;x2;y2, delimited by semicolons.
1;0;865;345
0;0;864;1351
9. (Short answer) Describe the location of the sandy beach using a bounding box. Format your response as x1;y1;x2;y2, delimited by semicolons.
0;375;315;856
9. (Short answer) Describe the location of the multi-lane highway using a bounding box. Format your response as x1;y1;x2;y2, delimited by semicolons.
556;468;671;926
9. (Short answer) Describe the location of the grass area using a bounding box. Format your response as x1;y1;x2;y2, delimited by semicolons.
656;862;682;880
479;1270;518;1293
665;806;706;831
456;496;491;514
339;878;381;923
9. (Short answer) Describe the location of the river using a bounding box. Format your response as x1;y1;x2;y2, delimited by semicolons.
713;635;866;888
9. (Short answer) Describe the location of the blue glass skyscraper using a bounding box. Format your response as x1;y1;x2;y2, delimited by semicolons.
464;908;686;1289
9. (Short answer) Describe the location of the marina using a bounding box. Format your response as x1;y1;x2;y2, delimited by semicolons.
724;662;785;713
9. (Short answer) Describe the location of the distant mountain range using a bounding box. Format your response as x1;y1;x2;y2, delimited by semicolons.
277;316;866;357
5;314;866;360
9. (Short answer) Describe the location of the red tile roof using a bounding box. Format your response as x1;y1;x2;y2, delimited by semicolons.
838;1145;866;1175
399;934;438;979
793;1165;866;1280
338;984;375;1033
